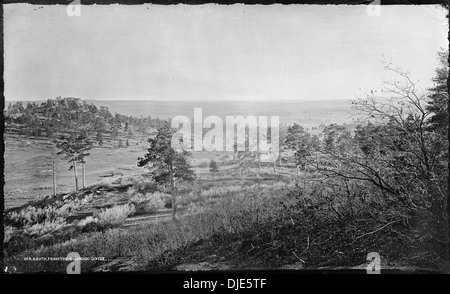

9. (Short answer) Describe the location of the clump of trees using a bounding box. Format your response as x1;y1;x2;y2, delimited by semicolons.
57;132;93;192
284;123;320;175
271;50;448;268
283;50;448;265
4;97;167;143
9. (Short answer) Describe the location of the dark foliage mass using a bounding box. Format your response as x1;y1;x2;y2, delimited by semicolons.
4;96;168;142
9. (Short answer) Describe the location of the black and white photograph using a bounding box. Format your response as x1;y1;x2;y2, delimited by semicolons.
2;1;449;277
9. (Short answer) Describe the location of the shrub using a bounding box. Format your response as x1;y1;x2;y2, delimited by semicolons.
4;225;14;243
120;174;140;186
24;217;67;237
95;204;135;228
97;177;117;188
129;192;166;214
133;178;158;194
6;205;65;228
185;202;207;215
77;216;98;227
145;192;166;212
5;193;96;229
129;194;148;214
197;161;209;168
77;216;102;233
58;194;94;215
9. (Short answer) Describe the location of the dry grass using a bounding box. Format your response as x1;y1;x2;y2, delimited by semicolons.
6;182;288;272
4;137;144;209
4;160;446;273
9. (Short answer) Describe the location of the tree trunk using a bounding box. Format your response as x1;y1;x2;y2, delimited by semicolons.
296;165;300;177
169;163;177;221
82;163;86;189
73;160;79;192
171;190;177;221
52;148;57;197
273;160;276;172
258;152;261;171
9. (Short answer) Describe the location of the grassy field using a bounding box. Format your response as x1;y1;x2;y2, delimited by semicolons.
4;132;296;209
4;134;149;209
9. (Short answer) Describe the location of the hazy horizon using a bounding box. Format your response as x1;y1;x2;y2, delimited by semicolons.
4;98;358;126
5;97;353;102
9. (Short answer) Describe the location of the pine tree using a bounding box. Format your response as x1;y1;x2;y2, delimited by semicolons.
426;49;449;256
209;159;219;178
278;125;287;168
137;121;195;220
285;123;312;175
427;49;448;137
96;130;103;145
128;128;134;138
57;133;92;192
51;147;57;197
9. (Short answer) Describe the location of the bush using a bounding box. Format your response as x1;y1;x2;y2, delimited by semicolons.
5;193;95;230
197;161;209;168
133;178;158;194
6;205;65;228
4;225;14;243
24;217;67;237
77;216;98;227
145;192;166;213
59;194;94;215
95;204;135;228
129;192;166;214
154;191;172;208
77;216;103;233
97;176;120;189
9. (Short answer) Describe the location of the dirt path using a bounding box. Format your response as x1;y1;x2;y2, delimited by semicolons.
123;209;174;227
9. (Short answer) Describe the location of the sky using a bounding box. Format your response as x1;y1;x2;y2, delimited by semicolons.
3;4;448;101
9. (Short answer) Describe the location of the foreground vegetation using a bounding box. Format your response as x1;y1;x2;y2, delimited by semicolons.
4;173;447;272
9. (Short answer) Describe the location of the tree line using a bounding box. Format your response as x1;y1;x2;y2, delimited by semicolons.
4;96;168;144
